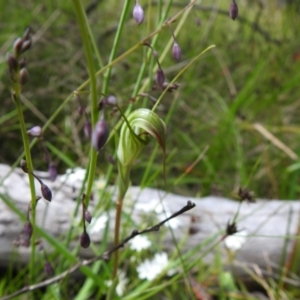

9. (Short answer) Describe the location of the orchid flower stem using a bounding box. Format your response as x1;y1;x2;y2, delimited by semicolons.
113;164;131;278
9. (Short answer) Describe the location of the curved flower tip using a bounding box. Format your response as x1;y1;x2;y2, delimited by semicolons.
117;108;166;167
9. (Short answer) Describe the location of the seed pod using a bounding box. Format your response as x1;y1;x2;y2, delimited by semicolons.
41;183;52;202
155;69;165;87
48;163;57;182
27;125;42;137
133;1;144;25
172;42;182;62
229;0;238;20
19;68;29;85
85;210;92;224
91;119;109;151
6;54;18;72
80;231;91;248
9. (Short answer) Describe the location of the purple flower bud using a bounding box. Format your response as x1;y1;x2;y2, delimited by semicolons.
91;120;109;151
19;57;27;69
152;50;159;58
85;210;92;224
21;39;32;53
19;68;29;85
48;163;57;182
41;183;52;202
155;69;165;87
44;261;54;276
77;105;84;116
23;221;33;240
23;27;31;40
229;0;238;20
133;1;144;25
172;42;182;62
27;125;42;137
13;37;23;57
105;95;117;106
38;242;44;251
6;54;18;72
20;159;29;173
84;121;92;139
80;231;91;248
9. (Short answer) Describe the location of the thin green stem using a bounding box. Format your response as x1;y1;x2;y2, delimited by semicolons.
72;0;98;207
12;72;37;283
101;0;131;95
113;164;130;278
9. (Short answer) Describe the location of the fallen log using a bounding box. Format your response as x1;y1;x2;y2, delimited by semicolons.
0;163;299;283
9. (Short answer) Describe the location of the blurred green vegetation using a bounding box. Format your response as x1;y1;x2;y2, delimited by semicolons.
1;0;300;200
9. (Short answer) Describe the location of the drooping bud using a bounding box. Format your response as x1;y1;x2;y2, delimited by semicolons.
13;38;23;57
23;27;31;40
6;54;18;72
229;0;238;20
77;105;84;116
133;1;144;25
27;125;42;137
38;241;44;251
91;119;109;151
152;50;159;58
80;231;91;248
84;120;92;139
105;95;117;106
155;69;165;87
19;57;27;69
85;210;92;224
41;183;52;202
48;163;57;182
172;42;182;62
19;68;29;85
44;261;54;276
21;39;32;53
20;159;29;173
23;221;33;241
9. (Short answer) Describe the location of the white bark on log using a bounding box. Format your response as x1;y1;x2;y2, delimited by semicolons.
0;163;299;281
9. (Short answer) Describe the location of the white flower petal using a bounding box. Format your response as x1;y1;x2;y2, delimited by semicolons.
224;230;248;251
129;235;152;252
59;168;86;185
89;214;108;235
137;252;169;281
104;270;128;296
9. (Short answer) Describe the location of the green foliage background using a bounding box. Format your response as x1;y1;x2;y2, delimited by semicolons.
1;0;300;200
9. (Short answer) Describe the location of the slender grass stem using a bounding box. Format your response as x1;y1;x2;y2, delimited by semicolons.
71;0;98;206
12;72;37;283
101;0;131;95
